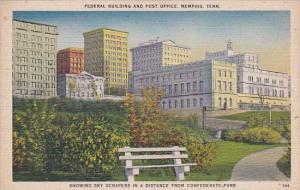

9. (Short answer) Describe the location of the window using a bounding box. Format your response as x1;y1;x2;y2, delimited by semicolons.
162;101;166;109
193;98;197;107
187;99;190;108
168;84;172;94
219;97;222;107
193;82;197;91
186;83;190;92
229;82;232;91
223;81;227;91
217;80;221;90
199;81;204;91
175;100;178;108
199;98;203;106
169;100;172;109
229;98;232;107
180;83;184;93
218;70;221;77
180;99;184;108
174;84;178;93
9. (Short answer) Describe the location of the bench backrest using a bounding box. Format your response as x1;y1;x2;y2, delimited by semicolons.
118;146;188;160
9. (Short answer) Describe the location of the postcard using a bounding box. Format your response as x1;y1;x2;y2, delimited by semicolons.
0;0;299;190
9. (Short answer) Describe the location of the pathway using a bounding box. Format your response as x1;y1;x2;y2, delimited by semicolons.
230;147;289;181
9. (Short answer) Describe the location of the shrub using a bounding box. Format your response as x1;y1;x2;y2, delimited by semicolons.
243;127;282;144
62;117;130;176
223;127;282;144
184;134;216;172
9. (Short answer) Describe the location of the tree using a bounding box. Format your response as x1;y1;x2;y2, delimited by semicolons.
124;86;167;147
257;89;266;110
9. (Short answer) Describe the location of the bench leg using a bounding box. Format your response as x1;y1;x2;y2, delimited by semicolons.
126;168;135;182
175;166;185;181
125;168;139;182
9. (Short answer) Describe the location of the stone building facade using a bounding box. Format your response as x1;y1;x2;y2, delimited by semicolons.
129;59;238;110
12;19;58;98
57;71;105;100
205;41;290;107
131;39;191;72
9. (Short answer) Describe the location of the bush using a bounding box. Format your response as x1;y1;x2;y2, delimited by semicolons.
184;134;216;172
13;99;130;176
243;127;282;144
223;127;282;144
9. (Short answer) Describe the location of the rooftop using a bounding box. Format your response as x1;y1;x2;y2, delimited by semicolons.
83;27;129;35
13;19;57;27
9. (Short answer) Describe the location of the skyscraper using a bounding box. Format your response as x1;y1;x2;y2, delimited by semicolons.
12;19;58;98
83;28;129;95
131;39;191;72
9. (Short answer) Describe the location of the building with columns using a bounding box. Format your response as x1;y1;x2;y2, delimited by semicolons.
12;19;58;99
57;71;105;100
129;40;290;111
205;41;290;108
129;59;238;111
131;39;191;72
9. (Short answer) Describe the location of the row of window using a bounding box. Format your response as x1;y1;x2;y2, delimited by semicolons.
14;89;55;96
217;69;233;78
104;34;127;41
15;22;56;33
248;87;286;97
104;40;127;47
247;76;284;86
15;33;56;43
217;80;233;91
162;97;204;109
218;97;233;108
15;81;55;88
163;81;205;95
138;71;206;85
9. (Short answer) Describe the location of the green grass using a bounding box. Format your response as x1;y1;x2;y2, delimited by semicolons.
277;155;291;178
217;111;290;122
14;141;279;181
115;141;280;181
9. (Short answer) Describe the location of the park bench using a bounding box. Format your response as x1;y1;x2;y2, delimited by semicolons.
118;146;196;182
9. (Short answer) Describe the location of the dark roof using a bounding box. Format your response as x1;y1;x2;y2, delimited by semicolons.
13;19;57;27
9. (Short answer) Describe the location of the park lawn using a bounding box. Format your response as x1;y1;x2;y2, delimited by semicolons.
113;141;280;181
13;141;279;181
217;111;290;122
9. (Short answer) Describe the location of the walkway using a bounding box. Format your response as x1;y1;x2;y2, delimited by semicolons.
230;147;289;181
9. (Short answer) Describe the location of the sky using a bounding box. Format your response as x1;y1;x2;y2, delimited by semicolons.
13;11;290;73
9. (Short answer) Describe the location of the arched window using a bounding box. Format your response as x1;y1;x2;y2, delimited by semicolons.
230;98;232;107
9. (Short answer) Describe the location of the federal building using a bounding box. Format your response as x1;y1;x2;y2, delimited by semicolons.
12;19;58;98
129;40;290;111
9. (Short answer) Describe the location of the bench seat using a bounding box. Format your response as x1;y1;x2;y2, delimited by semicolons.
125;163;197;169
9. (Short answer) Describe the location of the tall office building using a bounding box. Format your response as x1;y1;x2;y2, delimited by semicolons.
57;47;84;75
131;39;191;72
83;28;129;95
12;19;58;98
